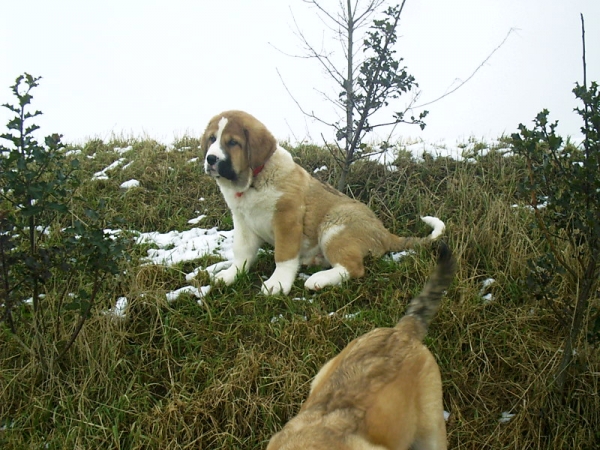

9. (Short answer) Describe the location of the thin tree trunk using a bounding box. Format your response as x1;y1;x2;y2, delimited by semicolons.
555;258;597;392
339;0;355;192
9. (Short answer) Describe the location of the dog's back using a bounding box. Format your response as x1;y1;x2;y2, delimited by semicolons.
267;243;456;450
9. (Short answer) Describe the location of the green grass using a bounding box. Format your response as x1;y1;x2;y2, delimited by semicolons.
1;138;598;449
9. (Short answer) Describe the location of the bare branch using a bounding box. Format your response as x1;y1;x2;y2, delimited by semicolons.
287;9;346;83
276;68;337;129
414;28;517;109
352;0;386;26
303;0;347;30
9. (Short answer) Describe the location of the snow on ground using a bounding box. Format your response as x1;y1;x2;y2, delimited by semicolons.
187;214;206;225
136;227;233;267
479;278;496;304
125;226;233;307
92;157;126;180
65;148;82;156
105;297;128;318
114;146;133;155
499;411;516;424
120;179;139;189
385;250;415;262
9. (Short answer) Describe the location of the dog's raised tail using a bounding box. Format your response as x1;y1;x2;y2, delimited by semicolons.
387;216;445;252
420;216;445;240
401;241;456;339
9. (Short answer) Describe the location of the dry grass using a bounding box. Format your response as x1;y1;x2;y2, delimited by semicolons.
1;139;598;449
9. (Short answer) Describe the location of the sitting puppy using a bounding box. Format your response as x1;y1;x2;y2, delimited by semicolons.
267;242;456;450
202;110;445;295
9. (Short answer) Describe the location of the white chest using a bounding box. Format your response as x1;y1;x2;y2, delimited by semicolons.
220;183;282;245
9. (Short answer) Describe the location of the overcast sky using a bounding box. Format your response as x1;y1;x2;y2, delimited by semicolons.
1;0;599;147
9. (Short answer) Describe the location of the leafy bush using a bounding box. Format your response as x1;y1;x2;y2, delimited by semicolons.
0;74;128;373
511;80;600;390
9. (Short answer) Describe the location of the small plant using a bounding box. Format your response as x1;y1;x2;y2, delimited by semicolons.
0;74;128;373
511;80;600;391
287;1;426;190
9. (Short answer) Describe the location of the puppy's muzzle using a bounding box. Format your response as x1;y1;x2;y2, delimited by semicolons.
205;154;237;181
205;154;218;174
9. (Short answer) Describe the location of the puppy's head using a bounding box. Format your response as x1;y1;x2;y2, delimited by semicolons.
202;110;277;189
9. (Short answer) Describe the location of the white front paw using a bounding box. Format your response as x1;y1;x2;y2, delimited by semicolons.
261;259;299;295
213;266;240;285
262;275;292;296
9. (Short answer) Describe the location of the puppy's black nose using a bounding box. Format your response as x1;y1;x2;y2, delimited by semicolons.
206;154;217;166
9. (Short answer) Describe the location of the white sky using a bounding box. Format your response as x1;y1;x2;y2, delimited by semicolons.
2;0;599;146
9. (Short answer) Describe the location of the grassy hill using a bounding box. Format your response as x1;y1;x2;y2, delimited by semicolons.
1;136;598;449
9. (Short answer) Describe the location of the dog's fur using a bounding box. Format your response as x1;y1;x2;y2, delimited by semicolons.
266;243;456;450
202;110;445;295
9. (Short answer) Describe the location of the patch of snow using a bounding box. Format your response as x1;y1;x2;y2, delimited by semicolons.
270;314;285;324
114;146;133;154
106;297;128;318
185;267;202;282
165;285;207;303
481;278;495;289
499;412;516;423
205;260;232;275
481;293;493;304
187;215;206;225
479;278;495;303
120;179;140;189
385;250;415;262
136;227;234;266
92;172;109;180
92;157;126;180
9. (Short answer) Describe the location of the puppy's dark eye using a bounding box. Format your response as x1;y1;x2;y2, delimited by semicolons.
227;138;238;147
208;135;216;144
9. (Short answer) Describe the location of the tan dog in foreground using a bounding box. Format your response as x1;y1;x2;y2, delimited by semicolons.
267;243;456;450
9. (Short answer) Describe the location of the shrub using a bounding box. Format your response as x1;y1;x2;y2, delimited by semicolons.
0;74;128;374
511;80;600;391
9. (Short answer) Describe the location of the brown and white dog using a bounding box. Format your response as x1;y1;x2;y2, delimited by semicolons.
202;110;445;295
266;243;456;450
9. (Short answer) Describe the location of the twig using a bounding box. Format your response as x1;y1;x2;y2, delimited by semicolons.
55;275;102;363
414;28;518;109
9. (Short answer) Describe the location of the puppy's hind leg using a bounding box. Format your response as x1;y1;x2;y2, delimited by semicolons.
304;241;365;290
304;264;351;290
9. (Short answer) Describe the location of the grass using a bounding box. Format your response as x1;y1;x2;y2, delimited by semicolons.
1;137;599;449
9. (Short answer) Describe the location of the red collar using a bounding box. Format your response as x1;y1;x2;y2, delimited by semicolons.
235;165;265;198
252;165;265;177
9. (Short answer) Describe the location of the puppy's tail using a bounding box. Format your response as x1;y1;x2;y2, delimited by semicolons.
388;216;446;252
400;241;456;339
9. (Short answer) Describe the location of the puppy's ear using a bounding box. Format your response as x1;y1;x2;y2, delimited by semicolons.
244;121;277;170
